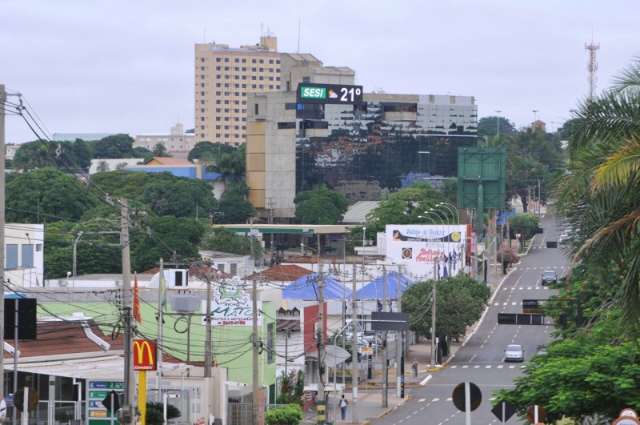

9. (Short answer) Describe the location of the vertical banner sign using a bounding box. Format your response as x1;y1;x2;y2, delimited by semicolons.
133;339;158;371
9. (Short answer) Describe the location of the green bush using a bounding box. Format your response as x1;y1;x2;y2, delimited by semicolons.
146;402;181;425
265;404;303;425
508;213;540;240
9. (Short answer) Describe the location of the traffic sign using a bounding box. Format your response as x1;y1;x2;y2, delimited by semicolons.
452;382;481;412
491;401;516;423
613;408;640;425
101;390;120;416
527;405;546;423
297;83;363;105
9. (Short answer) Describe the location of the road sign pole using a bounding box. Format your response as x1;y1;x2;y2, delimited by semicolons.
465;382;471;425
534;405;539;423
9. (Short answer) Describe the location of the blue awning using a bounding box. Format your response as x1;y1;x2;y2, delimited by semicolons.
355;272;413;301
282;273;350;301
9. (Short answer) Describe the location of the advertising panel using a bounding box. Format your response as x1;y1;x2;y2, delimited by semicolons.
133;339;158;371
202;284;261;326
385;225;467;279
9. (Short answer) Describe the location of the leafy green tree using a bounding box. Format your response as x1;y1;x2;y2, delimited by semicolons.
152;143;169;157
402;275;489;341
477;116;515;138
276;371;304;405
294;185;348;224
93;134;135;158
508;213;539;240
6;168;98;222
188;142;245;177
217;182;255;224
91;171;217;218
201;229;263;258
13;139;92;171
265;404;303;425
131;216;205;272
146;402;180;425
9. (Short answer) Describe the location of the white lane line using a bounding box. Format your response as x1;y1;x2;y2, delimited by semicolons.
474;365;480;369
509;365;515;369
512;302;517;305
451;365;457;369
446;397;453;401
432;398;440;402
485;365;492;368
494;302;499;306
418;398;426;402
497;365;503;369
420;374;432;386
462;365;469;369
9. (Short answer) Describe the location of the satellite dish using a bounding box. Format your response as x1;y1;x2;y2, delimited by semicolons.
323;345;350;367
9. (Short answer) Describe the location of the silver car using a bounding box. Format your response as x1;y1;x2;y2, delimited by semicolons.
504;344;525;362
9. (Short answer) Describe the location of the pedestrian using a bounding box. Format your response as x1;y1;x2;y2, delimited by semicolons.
339;395;348;420
412;361;418;377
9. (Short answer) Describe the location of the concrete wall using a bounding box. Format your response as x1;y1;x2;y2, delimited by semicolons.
5;223;44;288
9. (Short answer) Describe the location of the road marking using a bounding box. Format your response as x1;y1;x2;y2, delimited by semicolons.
512;302;517;305
432;398;440;402
485;365;492;368
474;365;480;369
418;398;426;402
509;365;515;369
527;286;532;290
420;374;432;386
446;397;452;401
503;302;507;306
494;302;499;306
451;365;457;369
462;365;469;369
497;365;504;369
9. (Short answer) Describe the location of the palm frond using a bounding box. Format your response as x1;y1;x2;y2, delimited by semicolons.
571;90;640;152
575;207;640;260
592;136;640;189
612;57;640;94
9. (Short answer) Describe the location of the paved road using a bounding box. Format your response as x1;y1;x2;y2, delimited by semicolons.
372;214;569;425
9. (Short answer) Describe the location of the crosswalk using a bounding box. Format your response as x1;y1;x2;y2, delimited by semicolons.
521;265;566;270
502;286;550;291
449;364;526;370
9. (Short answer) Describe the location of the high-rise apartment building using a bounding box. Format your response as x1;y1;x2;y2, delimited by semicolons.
194;36;283;145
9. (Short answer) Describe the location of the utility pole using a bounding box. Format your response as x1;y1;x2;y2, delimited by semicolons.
537;178;542;217
350;263;359;423
317;235;326;420
250;234;260;425
204;260;213;379
0;83;6;402
72;231;84;277
121;199;135;424
382;266;388;408
431;258;438;367
395;271;403;398
157;258;165;401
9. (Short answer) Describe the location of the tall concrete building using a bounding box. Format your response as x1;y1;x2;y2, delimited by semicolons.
246;55;355;218
134;122;196;158
246;90;477;219
194;36;283;146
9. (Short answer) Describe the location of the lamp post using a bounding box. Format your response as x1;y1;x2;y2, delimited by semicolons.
422;210;444;224
436;202;459;223
427;208;449;224
362;226;367;247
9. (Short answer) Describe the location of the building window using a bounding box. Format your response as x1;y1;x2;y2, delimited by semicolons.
230;263;237;276
224;58;229;62
201;58;205;63
268;59;273;64
216;74;221;79
201;91;205;96
276;68;280;73
216;83;221;87
251;76;256;80
254;104;259;114
216;91;221;96
242;58;246;63
252;59;256;63
241;67;247;71
224;108;230;112
267;323;275;363
216;125;221;129
276;85;280;90
259;59;264;64
6;244;18;269
200;83;205;88
224;92;230;96
216;133;221;138
201;126;205;130
224;100;229;104
201;100;205;105
216;100;221;104
276;59;280;64
224;67;229;71
224;125;229;130
303;77;310;83
242;84;247;88
277;122;296;129
216;108;221;112
200;66;205;71
235;83;239;88
259;76;264;81
235;92;240;96
234;100;239;105
234;58;239;63
20;244;33;268
259;68;264;72
201;133;205;137
200;117;205;122
259;84;264;89
201;108;205;113
251;67;257;72
269;85;273;89
235;133;240;138
216;57;221;62
234;109;240;113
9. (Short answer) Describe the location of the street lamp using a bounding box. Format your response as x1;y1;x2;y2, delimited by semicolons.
423;210;444;224
362;226;367;247
436;202;459;223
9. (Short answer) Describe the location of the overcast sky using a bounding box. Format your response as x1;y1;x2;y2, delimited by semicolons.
2;0;639;143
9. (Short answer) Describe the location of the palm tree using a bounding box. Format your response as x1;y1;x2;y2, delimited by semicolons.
557;57;640;321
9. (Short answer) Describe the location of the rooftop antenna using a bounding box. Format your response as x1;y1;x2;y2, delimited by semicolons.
297;18;301;53
585;31;600;101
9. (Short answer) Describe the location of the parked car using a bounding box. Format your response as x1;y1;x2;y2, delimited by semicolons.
504;344;525;362
541;270;558;286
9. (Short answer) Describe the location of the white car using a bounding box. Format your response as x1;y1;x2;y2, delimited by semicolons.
504;344;525;362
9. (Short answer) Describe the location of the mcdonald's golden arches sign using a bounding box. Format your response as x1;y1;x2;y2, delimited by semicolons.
133;339;158;371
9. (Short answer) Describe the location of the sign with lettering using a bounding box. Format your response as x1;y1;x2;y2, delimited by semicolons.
202;284;261;326
297;83;363;105
133;339;158;371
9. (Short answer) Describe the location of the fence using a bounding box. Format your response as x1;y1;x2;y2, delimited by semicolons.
228;402;253;425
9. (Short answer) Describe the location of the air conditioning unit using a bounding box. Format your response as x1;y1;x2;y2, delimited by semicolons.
170;294;201;314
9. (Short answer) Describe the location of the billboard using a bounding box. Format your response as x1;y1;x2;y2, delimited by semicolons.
202;284;262;326
385;225;467;279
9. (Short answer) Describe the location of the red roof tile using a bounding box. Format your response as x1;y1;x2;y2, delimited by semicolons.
248;264;312;282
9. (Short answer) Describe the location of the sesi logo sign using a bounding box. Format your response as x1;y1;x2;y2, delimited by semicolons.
300;86;327;100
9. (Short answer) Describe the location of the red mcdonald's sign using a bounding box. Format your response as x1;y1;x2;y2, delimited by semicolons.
133;339;158;371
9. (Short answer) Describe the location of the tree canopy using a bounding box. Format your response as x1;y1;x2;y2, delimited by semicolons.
402;275;489;340
294;184;348;225
13;139;92;171
7;168;98;222
188;142;245;178
200;229;263;258
477;115;516;138
216;181;255;224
